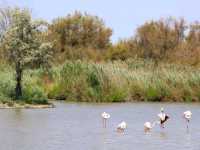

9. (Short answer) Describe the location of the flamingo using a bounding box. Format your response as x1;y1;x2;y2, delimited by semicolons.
101;112;110;128
144;121;159;132
183;110;192;129
117;121;127;132
158;107;170;128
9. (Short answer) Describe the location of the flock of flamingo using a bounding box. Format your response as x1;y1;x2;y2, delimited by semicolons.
101;108;192;132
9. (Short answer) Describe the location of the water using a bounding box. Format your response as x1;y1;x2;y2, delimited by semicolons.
0;102;200;150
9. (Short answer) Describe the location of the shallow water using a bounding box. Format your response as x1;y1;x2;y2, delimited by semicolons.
0;102;199;150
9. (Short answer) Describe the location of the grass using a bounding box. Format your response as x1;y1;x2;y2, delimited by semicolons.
1;58;200;103
46;59;200;102
0;63;49;105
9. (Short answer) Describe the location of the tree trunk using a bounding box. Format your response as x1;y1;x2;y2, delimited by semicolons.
15;62;22;100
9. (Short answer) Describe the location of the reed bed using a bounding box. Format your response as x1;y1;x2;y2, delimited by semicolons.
1;59;200;102
47;59;200;102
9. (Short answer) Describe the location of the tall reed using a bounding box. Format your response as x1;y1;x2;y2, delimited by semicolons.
1;59;200;102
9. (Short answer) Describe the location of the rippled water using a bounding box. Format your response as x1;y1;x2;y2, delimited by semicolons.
0;102;200;150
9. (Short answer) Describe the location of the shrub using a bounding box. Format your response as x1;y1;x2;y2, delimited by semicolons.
22;83;48;104
0;69;15;98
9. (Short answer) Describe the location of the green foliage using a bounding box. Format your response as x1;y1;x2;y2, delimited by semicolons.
0;98;14;106
145;87;160;101
1;59;200;103
0;94;10;102
2;8;53;68
0;67;15;98
1;7;200;104
47;61;128;102
105;86;127;102
22;84;48;104
0;7;53;100
46;59;200;102
0;63;48;104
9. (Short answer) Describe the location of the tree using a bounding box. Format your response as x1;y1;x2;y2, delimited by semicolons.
0;7;13;60
2;8;53;99
47;11;112;61
135;18;187;62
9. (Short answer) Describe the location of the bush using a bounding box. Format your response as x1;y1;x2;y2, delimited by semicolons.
0;68;15;98
48;61;127;102
105;86;127;102
22;84;48;104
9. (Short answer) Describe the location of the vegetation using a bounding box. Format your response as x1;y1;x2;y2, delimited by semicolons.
2;59;200;103
107;18;200;66
41;59;200;102
0;6;200;104
1;8;53;102
47;11;112;62
0;63;48;105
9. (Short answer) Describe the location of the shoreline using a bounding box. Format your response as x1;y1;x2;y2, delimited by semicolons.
50;100;200;104
0;103;55;109
0;100;199;109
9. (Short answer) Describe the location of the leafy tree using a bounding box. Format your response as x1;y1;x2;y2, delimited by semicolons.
47;11;112;61
134;17;188;64
2;8;53;99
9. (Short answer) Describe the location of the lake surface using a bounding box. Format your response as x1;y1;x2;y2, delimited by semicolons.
0;102;200;150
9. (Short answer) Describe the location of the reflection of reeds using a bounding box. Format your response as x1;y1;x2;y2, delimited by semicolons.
1;59;200;102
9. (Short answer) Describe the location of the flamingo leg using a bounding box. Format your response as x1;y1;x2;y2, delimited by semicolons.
187;119;189;129
160;122;164;128
102;118;107;128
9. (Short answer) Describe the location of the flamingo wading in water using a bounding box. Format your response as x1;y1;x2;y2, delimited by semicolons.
158;107;170;128
144;121;159;132
183;110;192;129
101;112;110;128
117;121;127;132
